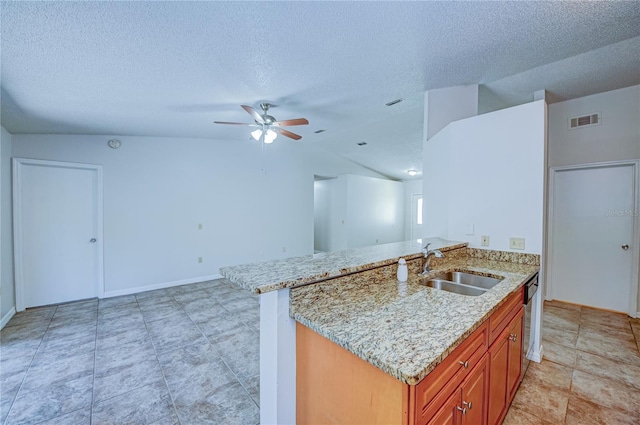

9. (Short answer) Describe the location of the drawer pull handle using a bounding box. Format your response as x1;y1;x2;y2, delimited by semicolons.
456;406;467;415
509;333;517;342
458;360;469;368
463;401;473;410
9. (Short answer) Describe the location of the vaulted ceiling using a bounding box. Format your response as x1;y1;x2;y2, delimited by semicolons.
2;1;639;180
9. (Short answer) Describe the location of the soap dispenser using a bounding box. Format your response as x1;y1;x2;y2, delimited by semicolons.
397;258;408;282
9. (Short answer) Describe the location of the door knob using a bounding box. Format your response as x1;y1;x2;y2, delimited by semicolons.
90;238;97;243
622;244;629;250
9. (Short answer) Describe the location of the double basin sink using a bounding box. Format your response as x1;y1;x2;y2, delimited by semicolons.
419;271;503;296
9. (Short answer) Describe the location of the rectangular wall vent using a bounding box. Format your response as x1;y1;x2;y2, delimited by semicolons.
569;113;601;130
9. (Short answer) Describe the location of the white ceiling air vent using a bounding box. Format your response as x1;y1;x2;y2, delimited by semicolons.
569;112;601;130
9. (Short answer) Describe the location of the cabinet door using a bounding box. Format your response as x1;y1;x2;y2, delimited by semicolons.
427;389;461;425
487;334;508;425
507;307;524;401
461;355;488;425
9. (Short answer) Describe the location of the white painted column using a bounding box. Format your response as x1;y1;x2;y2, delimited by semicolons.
529;287;544;362
259;288;296;425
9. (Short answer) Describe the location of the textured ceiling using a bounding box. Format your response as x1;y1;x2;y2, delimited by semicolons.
2;1;639;180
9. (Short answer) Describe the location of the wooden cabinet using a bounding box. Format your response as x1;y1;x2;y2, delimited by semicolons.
415;322;488;425
296;287;525;425
427;390;460;425
427;355;488;425
506;307;524;402
488;302;524;425
487;333;509;425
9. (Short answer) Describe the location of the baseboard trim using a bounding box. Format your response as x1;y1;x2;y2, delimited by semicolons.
529;344;544;363
101;274;223;298
1;307;16;329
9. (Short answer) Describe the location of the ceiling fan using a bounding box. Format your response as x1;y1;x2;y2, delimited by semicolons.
214;103;309;143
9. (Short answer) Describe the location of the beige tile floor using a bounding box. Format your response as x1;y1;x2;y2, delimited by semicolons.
3;286;640;425
504;300;640;425
0;279;260;425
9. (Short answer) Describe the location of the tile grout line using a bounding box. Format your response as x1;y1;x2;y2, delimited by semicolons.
138;293;183;425
2;306;57;425
88;302;100;424
537;301;640;423
188;298;261;411
3;283;253;425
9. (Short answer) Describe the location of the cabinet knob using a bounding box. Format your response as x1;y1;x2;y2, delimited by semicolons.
456;406;467;415
458;360;469;368
463;400;473;410
509;333;517;342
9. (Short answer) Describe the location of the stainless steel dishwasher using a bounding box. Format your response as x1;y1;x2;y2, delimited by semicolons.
521;272;539;380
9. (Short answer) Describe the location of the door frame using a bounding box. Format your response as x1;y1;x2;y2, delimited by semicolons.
13;158;104;311
546;159;639;317
410;193;423;241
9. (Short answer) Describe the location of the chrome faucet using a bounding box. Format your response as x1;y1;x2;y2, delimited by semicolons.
421;243;444;274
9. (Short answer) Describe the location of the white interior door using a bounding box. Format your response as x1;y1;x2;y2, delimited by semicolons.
550;163;636;314
14;159;103;309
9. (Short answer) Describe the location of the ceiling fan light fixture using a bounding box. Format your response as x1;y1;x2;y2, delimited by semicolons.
215;103;307;142
251;129;263;141
264;129;277;144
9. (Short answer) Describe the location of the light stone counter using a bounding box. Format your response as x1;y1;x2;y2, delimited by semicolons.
219;237;466;294
290;257;539;385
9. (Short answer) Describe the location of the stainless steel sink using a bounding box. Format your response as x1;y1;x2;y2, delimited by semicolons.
422;279;487;296
441;271;503;290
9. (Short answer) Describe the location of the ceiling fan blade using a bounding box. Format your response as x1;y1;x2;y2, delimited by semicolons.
275;128;302;141
241;105;264;123
273;118;309;127
213;121;254;126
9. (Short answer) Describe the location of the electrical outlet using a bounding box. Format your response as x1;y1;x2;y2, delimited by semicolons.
509;237;525;250
198;256;203;263
481;235;490;246
198;223;203;230
282;246;286;253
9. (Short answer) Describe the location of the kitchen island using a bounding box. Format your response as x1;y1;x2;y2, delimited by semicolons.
291;257;538;385
220;239;539;425
292;255;538;424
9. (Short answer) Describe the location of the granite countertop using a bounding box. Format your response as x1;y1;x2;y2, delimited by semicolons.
289;257;539;385
219;237;467;294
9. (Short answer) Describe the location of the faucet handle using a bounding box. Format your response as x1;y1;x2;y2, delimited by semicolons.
423;242;431;251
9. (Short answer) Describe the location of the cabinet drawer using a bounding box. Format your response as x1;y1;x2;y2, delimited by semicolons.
489;288;523;345
415;321;488;425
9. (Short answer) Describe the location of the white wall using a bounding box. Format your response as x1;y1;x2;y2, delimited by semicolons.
313;179;333;252
424;85;479;141
1;127;15;324
313;174;404;251
11;134;383;296
345;174;404;249
548;85;640;167
422;125;452;240
423;100;546;254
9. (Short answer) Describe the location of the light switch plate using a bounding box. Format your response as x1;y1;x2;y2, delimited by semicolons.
509;237;525;250
481;235;490;246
